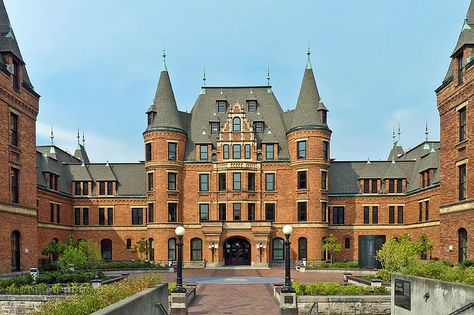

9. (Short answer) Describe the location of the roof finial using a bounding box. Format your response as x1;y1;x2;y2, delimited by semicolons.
392;127;396;144
306;46;312;70
397;124;401;142
82;131;85;147
161;47;167;71
425;121;429;141
50;126;54;145
77;128;80;145
203;67;206;86
267;67;271;86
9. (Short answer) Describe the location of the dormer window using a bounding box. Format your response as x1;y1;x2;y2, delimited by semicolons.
458;55;464;84
321;110;327;124
247;100;257;112
254;122;263;133
217;101;227;113
233;117;241;132
210;122;220;135
147;112;156;126
48;173;59;191
11;60;20;91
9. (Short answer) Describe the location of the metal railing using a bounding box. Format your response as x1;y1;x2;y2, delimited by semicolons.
448;302;474;315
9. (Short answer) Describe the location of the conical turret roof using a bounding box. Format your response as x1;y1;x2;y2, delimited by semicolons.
451;0;474;57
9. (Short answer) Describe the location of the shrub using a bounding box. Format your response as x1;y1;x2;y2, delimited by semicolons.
0;275;33;289
306;261;358;269
58;247;87;270
400;261;474;285
321;234;342;264
292;281;389;296
460;259;474;268
376;269;392;282
376;235;420;272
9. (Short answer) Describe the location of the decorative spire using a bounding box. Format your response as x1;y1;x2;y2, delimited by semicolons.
161;47;167;71
425;122;429;141
398;125;401;143
82;131;85;146
202;67;206;86
267;67;271;86
50;126;54;145
77;128;80;145
392;127;396;144
306;46;312;70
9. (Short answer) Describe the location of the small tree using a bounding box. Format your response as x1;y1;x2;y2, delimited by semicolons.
418;235;433;260
132;238;149;261
322;234;342;263
58;246;87;270
376;235;419;271
78;239;101;265
41;239;65;264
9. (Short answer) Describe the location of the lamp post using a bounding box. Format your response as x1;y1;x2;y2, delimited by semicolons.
208;242;218;262
256;242;266;263
173;226;186;293
282;225;295;293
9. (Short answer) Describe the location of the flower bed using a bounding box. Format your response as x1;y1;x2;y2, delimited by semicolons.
306;261;359;270
293;282;389;296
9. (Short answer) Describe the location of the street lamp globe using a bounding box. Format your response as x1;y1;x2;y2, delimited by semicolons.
283;225;293;236
175;226;185;237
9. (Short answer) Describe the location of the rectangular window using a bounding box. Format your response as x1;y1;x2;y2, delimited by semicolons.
99;208;105;225
83;208;89;225
148;203;155;223
10;112;18;147
297;171;307;189
459;164;467;201
11;167;19;203
248;173;256;191
265;203;275;222
223;144;229;159
127;239;132;250
107;181;113;195
397;206;404;224
147;173;154;191
372;206;378;224
247;100;257;112
419;202;423;222
248;203;255;221
99;181;106;195
74;182;81;196
266;144;274;160
425;200;429;221
396;179;403;193
297;141;307;159
297;202;307;222
12;61;19;91
389;179;395;193
344;238;350;249
321;202;327;222
82;182;89;195
218;204;226;221
168;142;177;161
244;144;251;159
233;144;241;159
210;122;220;135
321;110;327;124
363;206;370;224
233;172;241;191
363;179;370;193
459;107;467;142
199;204;209;222
107;207;113;225
56;204;61;223
265;173;275;191
389;206;395;224
199;174;209;192
132;208;143;225
75;208;81;225
200;145;208;160
458;55;464;84
145;143;152;161
168;203;177;222
371;179;378;193
219;173;226;191
333;207;344;224
323;141;329;161
254;122;264;133
217;100;227;113
50;203;55;223
321;171;327;190
168;172;177;191
233;203;241;221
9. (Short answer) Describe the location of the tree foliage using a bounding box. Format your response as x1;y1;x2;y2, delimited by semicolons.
42;236;101;270
131;238;149;261
322;234;342;263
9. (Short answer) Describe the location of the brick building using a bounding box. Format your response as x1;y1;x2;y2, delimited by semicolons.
1;1;473;272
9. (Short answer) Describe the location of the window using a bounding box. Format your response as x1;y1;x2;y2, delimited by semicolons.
147;112;155;126
149;238;155;261
265;173;275;191
223;144;229;159
297;202;307;222
322;141;329;161
217;101;227;113
11;167;19;203
101;239;112;261
107;207;113;225
82;182;89;195
248;203;255;221
372;206;378;224
147;173;154;191
56;204;61;223
218;204;226;221
233;172;241;191
99;181;106;195
74;182;81;195
459;164;467;201
200;145;208;160
168;142;177;161
126;238;132;250
148;203;155;223
168;238;176;261
132;208;143;225
425;200;429;221
12;61;20;91
297;171;307;189
371;179;378;193
396;179;403;193
83;208;89;225
191;238;202;261
218;173;226;191
210;122;220;135
50;203;55;223
321;202;328;222
254;122;264;133
199;174;209;192
75;208;81;225
11;231;20;272
298;238;308;260
168;172;177;191
233;117;241;132
106;181;113;195
297;141;307;159
363;179;370;194
266;144;275;160
272;238;284;260
321;110;327;124
419;202;423;222
248;173;256;191
247;100;257;112
233;144;241;159
233;203;241;221
389;179;395;193
459;107;467;142
389;206;395;224
458;55;464;84
168;203;177;222
333;207;344;224
48;174;59;191
99;207;105;225
244;144;251;159
199;204;209;222
397;206;404;224
265;203;275;221
145;143;152;161
363;206;370;224
458;228;468;264
344;237;351;249
321;171;327;190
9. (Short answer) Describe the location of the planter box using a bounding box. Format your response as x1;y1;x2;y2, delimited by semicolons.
297;295;390;315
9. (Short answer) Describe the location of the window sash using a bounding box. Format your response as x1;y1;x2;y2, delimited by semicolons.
200;145;208;160
199;174;209;192
265;204;275;221
148;203;155;223
333;207;344;224
223;144;229;159
199;205;209;222
75;208;81;225
389;206;395;224
248;203;255;221
168;173;177;191
219;173;226;191
297;141;306;159
218;204;226;221
323;142;329;160
83;208;89;225
99;208;105;225
247;100;257;112
266;144;274;160
397;206;404;224
363;206;370;224
248;173;256;191
298;202;307;222
459;164;467;200
233;144;241;159
265;173;275;191
254;122;263;133
107;208;113;225
168;143;177;161
372;206;378;224
168;203;177;222
233;203;241;220
145;143;152;161
321;172;327;190
272;238;284;260
460;108;467;142
371;179;378;193
217;101;226;113
211;123;220;134
132;208;143;225
245;144;251;159
233;117;241;131
298;171;307;189
233;173;241;191
321;202;327;222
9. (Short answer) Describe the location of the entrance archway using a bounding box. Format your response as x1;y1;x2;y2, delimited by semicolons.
224;237;251;265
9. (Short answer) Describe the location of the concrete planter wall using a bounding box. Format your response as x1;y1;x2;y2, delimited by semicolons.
297;295;390;315
0;294;67;315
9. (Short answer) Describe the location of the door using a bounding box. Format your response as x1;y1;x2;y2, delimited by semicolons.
224;238;251;265
101;239;112;261
358;235;386;269
11;231;20;272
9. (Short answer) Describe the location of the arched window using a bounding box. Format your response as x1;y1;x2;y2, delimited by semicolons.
11;231;20;272
148;238;155;261
126;238;132;250
168;238;177;261
191;238;202;261
298;237;307;261
233;117;241;132
272;238;284;260
344;237;351;249
101;239;112;261
459;228;468;264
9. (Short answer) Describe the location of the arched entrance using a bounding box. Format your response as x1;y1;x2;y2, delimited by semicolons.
224;238;251;265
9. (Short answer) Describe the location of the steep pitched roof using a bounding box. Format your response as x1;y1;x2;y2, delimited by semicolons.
74;144;90;164
383;160;406;179
451;0;474;57
387;142;404;160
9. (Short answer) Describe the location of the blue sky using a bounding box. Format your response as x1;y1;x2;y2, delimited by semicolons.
6;1;469;162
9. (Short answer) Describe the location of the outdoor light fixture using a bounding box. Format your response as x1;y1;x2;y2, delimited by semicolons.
173;226;186;293
256;242;266;263
282;224;295;293
208;242;218;262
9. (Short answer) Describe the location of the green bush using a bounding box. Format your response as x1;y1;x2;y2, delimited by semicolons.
292;281;389;296
0;275;33;289
376;235;420;272
37;271;103;284
86;260;165;270
306;261;358;269
460;259;474;268
400;261;474;285
376;269;392;282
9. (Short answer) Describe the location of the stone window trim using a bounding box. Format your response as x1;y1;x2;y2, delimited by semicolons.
296;139;307;160
198;172;211;193
166;170;178;192
146;172;154;192
217;100;227;113
198;203;210;222
99;206;114;226
320;169;328;191
9;110;19;148
297;169;308;190
264;171;276;192
322;140;330;161
457;103;468;143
